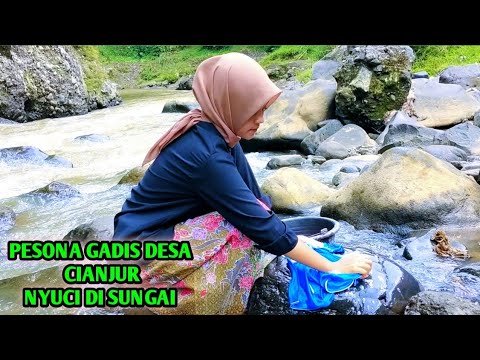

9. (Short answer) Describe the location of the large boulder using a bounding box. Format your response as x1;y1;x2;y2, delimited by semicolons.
0;46;88;122
241;79;336;152
261;167;336;214
333;45;415;127
321;147;480;235
0;45;120;122
411;78;480;128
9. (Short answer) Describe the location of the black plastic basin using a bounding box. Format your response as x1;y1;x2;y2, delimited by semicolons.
283;216;340;242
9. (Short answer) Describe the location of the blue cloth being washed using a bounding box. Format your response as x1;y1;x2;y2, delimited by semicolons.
287;242;362;311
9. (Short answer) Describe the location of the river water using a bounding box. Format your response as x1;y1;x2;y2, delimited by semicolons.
0;89;479;314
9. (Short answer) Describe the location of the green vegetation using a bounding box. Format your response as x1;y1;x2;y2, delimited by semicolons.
74;46;109;94
98;45;333;87
96;45;480;89
259;45;334;82
412;45;480;76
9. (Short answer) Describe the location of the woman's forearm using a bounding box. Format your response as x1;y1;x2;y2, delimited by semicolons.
285;239;335;272
284;237;373;276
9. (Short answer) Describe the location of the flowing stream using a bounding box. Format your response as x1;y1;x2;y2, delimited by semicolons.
1;89;479;314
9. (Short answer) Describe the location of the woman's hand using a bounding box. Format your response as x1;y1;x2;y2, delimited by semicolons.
331;251;373;278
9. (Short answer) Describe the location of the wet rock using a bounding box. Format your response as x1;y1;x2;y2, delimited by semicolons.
168;75;193;90
404;229;469;261
0;146;72;167
63;216;114;243
162;100;199;113
247;248;422;315
24;181;81;199
316;155;378;185
87;80;122;110
117;166;147;185
340;165;360;173
0;206;16;232
0;117;18;124
448;262;480;302
44;155;73;168
308;155;327;165
74;134;110;142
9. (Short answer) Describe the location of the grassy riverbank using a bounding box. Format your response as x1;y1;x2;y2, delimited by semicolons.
97;45;480;88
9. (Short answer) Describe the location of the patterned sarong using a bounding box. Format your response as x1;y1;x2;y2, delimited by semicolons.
140;212;276;314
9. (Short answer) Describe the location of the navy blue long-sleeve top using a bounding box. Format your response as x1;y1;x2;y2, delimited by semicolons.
113;122;298;256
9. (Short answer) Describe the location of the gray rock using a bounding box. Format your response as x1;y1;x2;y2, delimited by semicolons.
169;75;193;90
404;290;480;315
162;100;199;113
44;155;73;168
382;123;447;149
315;124;378;160
0;117;18;124
376;110;423;146
300;119;343;155
266;155;304;169
412;71;429;79
439;64;480;89
445;122;480;155
422;145;469;163
312;59;341;81
474;110;480;127
332;172;359;187
412;78;480;128
340;165;360;173
333;46;414;127
321;147;480;235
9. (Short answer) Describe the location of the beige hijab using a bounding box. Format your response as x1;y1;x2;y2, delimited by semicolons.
142;52;282;166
